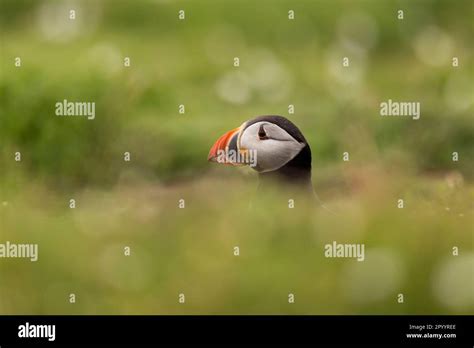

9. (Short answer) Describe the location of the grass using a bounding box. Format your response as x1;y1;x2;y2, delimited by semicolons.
1;163;472;314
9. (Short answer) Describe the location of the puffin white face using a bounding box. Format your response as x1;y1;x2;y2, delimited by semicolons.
239;121;305;172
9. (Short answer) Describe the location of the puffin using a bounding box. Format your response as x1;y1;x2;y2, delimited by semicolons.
208;115;315;195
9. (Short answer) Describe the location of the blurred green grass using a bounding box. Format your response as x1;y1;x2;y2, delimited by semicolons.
0;0;473;314
0;171;472;314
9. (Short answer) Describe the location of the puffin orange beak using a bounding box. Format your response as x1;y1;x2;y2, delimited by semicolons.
207;127;242;164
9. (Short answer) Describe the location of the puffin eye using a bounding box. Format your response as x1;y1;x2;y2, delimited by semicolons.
258;125;268;140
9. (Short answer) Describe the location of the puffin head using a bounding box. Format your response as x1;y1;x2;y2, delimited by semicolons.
208;115;312;186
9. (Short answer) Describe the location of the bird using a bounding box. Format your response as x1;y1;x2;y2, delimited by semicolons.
208;115;315;196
